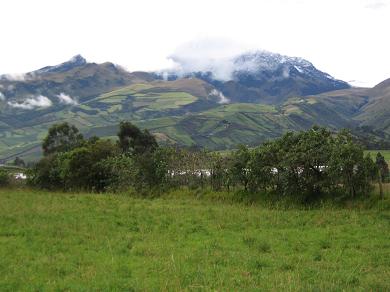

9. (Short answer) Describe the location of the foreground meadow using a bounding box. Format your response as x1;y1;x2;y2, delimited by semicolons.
0;189;389;291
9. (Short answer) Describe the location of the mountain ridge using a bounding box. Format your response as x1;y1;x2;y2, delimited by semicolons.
157;50;350;104
0;53;388;162
35;54;88;74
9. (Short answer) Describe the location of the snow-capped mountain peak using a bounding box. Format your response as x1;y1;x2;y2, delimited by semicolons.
35;54;87;74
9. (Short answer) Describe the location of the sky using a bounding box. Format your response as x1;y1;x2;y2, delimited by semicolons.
0;0;389;86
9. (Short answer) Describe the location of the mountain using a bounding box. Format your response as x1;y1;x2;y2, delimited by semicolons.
0;55;156;104
0;53;388;162
34;54;88;74
355;78;390;133
159;50;350;104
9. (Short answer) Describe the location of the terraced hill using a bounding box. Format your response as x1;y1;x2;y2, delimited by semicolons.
0;55;389;162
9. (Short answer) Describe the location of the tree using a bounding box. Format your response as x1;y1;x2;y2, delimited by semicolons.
61;139;118;191
13;157;25;167
245;127;377;200
376;152;389;199
292;127;333;199
31;138;118;191
230;145;251;191
247;144;277;193
42;122;84;156
132;148;169;193
28;154;64;189
270;131;303;197
0;169;9;186
209;153;225;191
376;152;389;182
117;121;158;155
98;154;136;192
328;130;375;198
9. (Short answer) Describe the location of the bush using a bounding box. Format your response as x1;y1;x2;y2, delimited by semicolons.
0;169;9;186
29;139;118;191
27;154;63;189
30;122;379;202
97;154;136;192
132;148;169;194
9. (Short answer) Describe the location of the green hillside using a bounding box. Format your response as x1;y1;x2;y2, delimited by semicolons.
1;58;390;162
355;79;390;134
1;80;389;162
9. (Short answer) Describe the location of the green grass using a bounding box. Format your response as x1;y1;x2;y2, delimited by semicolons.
0;188;389;291
365;150;390;162
135;92;197;110
96;85;198;111
204;103;277;116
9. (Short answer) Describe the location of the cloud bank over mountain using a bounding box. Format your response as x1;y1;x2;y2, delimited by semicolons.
162;38;335;85
7;95;52;110
166;38;279;81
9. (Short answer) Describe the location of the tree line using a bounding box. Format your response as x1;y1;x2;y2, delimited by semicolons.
27;122;388;201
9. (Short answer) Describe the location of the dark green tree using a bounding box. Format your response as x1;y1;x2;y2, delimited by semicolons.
42;122;84;156
248;143;277;193
132;148;169;193
0;169;9;186
328;130;375;198
98;154;136;192
292;127;333;199
376;152;389;182
13;156;25;167
28;154;63;189
61;139;118;191
376;152;389;199
210;153;225;191
117;121;158;155
230;145;251;191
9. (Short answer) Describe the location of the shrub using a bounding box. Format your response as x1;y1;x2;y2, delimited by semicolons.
28;154;63;189
132;148;169;194
0;169;9;186
97;154;136;192
60;139;118;191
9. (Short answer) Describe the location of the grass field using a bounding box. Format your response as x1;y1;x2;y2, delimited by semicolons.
366;150;390;162
0;189;389;291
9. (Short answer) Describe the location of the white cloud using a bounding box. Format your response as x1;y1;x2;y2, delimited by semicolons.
162;38;302;81
282;66;290;78
210;89;230;104
0;92;5;101
0;0;389;86
1;72;36;81
165;38;253;81
57;92;78;105
2;73;27;81
365;0;388;9
7;95;52;109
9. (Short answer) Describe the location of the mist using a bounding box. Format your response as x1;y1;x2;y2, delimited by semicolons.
7;95;52;110
57;93;78;105
163;38;308;82
210;89;230;104
165;38;254;81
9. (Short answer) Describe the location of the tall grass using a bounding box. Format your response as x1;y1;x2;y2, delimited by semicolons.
0;188;389;290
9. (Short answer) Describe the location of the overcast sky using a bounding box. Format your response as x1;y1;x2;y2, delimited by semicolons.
0;0;389;86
